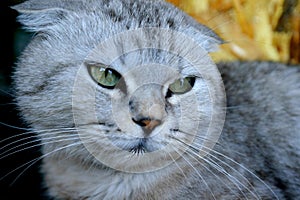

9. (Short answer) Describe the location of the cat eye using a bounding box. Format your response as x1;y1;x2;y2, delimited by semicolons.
168;77;196;95
88;65;121;89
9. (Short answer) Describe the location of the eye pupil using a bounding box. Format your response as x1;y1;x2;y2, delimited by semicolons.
104;69;109;77
105;70;113;81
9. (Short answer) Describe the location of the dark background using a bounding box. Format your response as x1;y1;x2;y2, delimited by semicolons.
0;1;46;199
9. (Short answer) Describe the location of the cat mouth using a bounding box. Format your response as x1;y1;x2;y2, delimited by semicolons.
129;138;149;155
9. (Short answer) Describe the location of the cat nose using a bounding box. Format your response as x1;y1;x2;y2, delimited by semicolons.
132;117;161;132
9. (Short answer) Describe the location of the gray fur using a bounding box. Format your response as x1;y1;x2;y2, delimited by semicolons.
12;0;300;199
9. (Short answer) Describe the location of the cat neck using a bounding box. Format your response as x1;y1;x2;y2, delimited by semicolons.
42;157;187;199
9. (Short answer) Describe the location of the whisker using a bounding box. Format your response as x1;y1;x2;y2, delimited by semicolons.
208;18;236;36
177;129;222;146
0;135;90;161
201;145;280;200
164;146;188;180
184;147;253;199
0;129;78;152
0;121;32;132
170;141;217;200
193;146;260;199
171;136;261;199
184;149;247;198
2;138;94;185
174;140;251;199
199;145;278;199
0;134;78;160
0;125;77;144
0;89;15;97
171;143;234;195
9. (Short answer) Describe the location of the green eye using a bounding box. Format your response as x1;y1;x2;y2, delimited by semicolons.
168;77;196;95
88;65;121;89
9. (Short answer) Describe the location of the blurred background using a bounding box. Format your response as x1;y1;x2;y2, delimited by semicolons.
168;0;300;64
0;0;299;200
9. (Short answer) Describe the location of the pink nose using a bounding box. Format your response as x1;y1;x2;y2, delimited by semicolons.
132;118;161;131
141;119;161;130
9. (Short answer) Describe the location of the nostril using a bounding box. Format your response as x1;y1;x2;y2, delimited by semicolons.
132;118;147;127
132;117;150;127
132;117;161;131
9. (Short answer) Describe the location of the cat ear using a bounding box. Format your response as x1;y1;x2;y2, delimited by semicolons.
11;0;75;32
183;14;224;52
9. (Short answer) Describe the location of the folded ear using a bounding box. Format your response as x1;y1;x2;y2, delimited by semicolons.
183;14;224;52
11;0;78;32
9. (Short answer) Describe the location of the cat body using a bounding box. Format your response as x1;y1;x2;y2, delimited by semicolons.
12;0;300;199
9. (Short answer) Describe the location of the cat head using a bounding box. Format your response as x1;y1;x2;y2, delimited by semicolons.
13;0;225;172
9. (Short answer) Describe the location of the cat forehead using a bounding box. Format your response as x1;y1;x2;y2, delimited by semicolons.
84;27;210;78
85;34;200;75
87;50;183;69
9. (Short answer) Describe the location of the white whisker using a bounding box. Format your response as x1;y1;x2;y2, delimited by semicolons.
171;136;262;199
174;140;251;199
2;138;94;186
0;121;32;132
0;135;90;161
171;141;217;200
201;145;280;200
0;89;15;97
165;146;188;180
186;148;254;200
178;129;222;146
0;126;78;144
0;129;78;153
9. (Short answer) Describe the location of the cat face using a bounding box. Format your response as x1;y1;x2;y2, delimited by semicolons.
13;0;226;173
72;28;226;172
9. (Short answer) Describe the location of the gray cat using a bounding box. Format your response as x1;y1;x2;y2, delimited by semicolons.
11;0;300;199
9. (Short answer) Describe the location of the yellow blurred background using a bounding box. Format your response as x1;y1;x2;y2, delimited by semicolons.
167;0;300;64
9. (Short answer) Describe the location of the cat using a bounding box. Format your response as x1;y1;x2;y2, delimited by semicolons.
9;0;300;199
